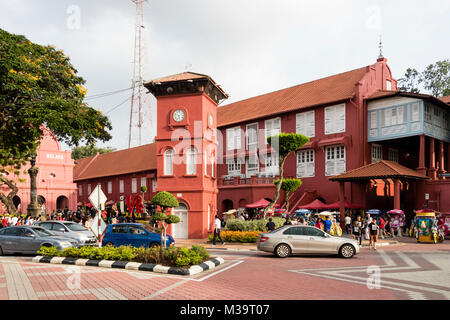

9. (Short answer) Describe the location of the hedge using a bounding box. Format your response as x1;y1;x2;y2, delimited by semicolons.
224;218;285;232
208;230;262;243
37;244;210;268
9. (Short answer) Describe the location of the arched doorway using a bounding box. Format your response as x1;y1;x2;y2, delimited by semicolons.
57;196;69;210
37;195;46;215
13;196;21;212
238;199;247;208
172;202;189;239
222;199;233;214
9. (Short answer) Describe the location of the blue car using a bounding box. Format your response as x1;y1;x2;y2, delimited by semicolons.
102;223;175;248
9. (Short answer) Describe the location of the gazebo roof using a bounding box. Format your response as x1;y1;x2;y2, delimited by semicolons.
329;160;429;182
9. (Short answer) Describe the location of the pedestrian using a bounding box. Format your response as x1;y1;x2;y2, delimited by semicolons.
345;215;352;234
368;219;380;250
284;217;292;226
1;215;7;227
213;214;225;245
379;216;386;239
323;216;332;234
355;216;363;245
266;217;275;232
352;219;361;242
11;215;18;226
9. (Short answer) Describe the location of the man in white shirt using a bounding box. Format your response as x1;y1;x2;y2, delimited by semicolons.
344;215;352;234
11;216;18;226
213;215;225;245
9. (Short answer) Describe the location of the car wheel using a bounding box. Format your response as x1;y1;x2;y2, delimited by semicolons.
339;244;355;259
104;242;114;247
274;244;291;258
42;243;53;247
150;242;160;248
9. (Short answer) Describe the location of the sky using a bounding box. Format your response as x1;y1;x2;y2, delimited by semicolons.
1;0;449;151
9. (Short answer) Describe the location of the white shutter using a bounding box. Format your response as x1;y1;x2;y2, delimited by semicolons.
227;128;234;150
384;109;391;126
325;107;334;134
336;104;345;132
306;111;315;137
132;178;137;193
370;111;377;129
296;113;305;134
235;127;241;150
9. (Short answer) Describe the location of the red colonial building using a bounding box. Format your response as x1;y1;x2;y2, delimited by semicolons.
74;56;450;238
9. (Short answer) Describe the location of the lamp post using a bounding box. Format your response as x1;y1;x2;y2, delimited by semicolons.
27;156;40;218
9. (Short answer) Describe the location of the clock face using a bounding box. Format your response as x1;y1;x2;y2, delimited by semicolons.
208;113;213;126
173;109;185;122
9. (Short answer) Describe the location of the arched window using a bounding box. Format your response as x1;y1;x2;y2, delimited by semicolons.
186;147;197;175
164;149;174;175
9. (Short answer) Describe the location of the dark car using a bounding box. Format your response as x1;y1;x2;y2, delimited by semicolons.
0;226;78;255
102;223;175;248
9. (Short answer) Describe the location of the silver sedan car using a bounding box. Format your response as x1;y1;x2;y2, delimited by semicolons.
257;225;360;258
35;221;97;246
0;226;78;255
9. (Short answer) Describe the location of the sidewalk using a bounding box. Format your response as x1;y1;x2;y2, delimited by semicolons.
174;236;402;251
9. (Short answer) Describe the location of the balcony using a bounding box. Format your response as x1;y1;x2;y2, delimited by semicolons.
218;174;278;188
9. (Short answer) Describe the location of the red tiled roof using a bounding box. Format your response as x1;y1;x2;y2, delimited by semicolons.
329;160;429;181
73;143;156;181
217;66;369;128
440;95;450;104
148;72;210;83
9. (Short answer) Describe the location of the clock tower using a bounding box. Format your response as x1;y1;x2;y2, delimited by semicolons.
144;72;228;239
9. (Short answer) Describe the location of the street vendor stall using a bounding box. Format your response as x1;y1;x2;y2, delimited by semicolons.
315;211;342;236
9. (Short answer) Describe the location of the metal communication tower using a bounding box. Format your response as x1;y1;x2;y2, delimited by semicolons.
128;0;147;148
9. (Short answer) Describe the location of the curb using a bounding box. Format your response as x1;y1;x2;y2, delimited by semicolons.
360;241;400;248
31;256;225;276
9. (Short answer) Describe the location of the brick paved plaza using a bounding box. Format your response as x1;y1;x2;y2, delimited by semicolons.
1;237;449;301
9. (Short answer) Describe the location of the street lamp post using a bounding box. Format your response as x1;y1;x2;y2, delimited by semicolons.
27;156;40;218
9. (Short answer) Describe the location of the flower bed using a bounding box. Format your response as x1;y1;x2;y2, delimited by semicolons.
208;230;262;243
37;244;210;268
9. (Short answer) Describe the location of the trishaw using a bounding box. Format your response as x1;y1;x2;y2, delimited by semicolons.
411;210;444;243
436;212;450;239
315;211;342;236
387;209;405;237
294;209;311;221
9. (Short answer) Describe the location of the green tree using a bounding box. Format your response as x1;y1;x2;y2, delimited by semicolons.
71;145;116;160
274;178;303;212
263;133;309;215
0;28;112;215
397;68;421;93
151;191;180;258
421;59;450;97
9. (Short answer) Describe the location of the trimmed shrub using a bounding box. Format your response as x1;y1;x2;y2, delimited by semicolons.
209;230;262;243
225;218;285;232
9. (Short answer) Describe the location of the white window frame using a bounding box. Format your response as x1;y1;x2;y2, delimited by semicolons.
107;181;112;194
324;104;345;134
164;149;174;176
325;145;346;176
246;154;259;178
226;126;242;151
132;178;137;193
140;177;147;188
265;117;281;140
186;147;197;175
296;111;315;137
87;184;91;195
297;149;315;178
371;144;383;163
119;180;124;193
204;152;208;176
227;158;242;176
264;154;279;176
152;179;157;192
388;148;399;163
246;123;258;151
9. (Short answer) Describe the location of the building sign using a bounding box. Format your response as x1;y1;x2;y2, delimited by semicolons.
46;154;64;160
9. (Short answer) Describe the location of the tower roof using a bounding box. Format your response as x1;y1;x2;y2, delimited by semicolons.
144;72;228;104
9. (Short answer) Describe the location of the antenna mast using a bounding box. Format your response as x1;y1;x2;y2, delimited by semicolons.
129;0;147;148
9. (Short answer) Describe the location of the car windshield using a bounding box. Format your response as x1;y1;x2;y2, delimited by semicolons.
63;223;88;231
33;227;55;237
